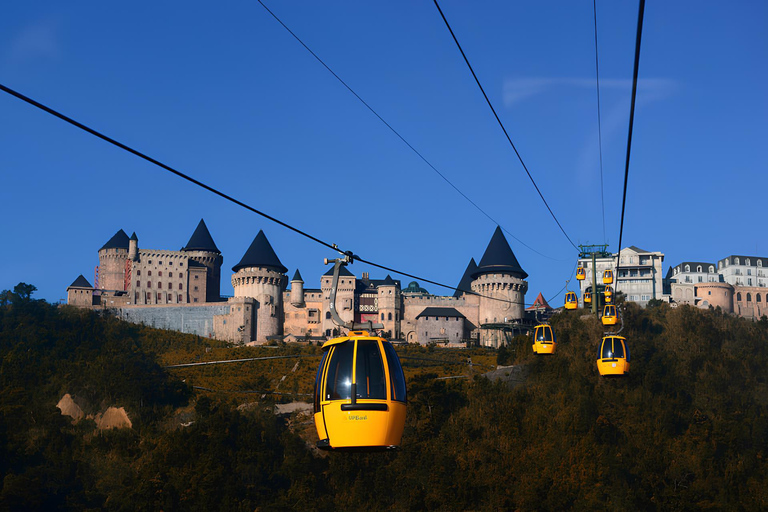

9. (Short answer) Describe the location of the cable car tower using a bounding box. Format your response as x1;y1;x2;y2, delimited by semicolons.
578;244;611;318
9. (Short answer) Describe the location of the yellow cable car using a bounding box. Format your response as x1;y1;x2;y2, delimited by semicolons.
604;285;613;303
314;330;407;451
532;324;556;354
601;304;618;326
603;269;614;284
576;267;586;281
564;291;578;310
584;291;592;304
596;335;630;376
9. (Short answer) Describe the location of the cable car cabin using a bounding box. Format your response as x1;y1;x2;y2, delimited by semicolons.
604;286;614;303
532;324;556;354
576;267;586;281
597;335;630;376
584;291;592;304
603;269;614;284
564;292;578;310
314;331;407;451
602;304;618;326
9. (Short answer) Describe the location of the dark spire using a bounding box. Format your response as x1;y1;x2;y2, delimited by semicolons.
100;229;130;251
473;226;528;279
292;269;304;282
323;265;354;277
382;275;396;286
68;275;93;288
454;258;478;298
232;230;287;273
129;232;138;241
183;219;220;253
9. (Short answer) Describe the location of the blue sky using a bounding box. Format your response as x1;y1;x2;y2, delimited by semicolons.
1;1;766;304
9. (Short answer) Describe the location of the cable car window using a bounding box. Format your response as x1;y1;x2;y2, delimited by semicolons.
625;342;631;362
325;342;354;400
613;339;625;359
355;339;387;400
314;350;329;413
383;341;407;403
600;339;616;359
536;327;552;342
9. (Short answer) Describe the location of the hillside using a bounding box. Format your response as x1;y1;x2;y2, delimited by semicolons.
1;295;766;510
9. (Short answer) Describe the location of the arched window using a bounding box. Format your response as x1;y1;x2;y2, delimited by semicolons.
709;266;715;273
381;313;385;321
325;312;331;320
685;265;690;272
758;260;763;268
697;265;702;272
756;294;762;303
735;257;740;265
388;313;392;321
746;258;751;266
737;292;742;301
747;293;752;302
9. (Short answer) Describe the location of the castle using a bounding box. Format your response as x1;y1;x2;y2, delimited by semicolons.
67;220;533;347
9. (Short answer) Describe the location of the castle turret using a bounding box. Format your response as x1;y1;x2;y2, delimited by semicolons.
377;275;400;338
97;229;130;290
290;269;305;307
128;232;138;261
181;219;223;302
231;230;288;343
471;227;528;346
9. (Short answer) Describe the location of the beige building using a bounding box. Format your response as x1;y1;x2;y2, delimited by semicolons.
68;223;531;346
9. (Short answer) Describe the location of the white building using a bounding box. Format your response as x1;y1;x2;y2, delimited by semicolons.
577;246;665;308
717;255;768;288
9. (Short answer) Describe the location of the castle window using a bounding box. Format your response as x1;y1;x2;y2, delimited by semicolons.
685;265;690;272
147;281;151;288
137;270;141;276
696;265;702;272
388;313;392;321
709;266;715;273
158;282;162;289
146;292;151;301
149;260;152;265
194;275;199;280
194;286;198;291
137;281;140;287
179;283;183;290
747;293;752;302
757;294;762;303
193;298;198;303
148;271;152;276
168;283;172;289
381;313;385;321
178;294;183;302
158;271;162;277
746;259;751;266
157;293;161;301
326;312;331;320
737;292;742;301
735;257;740;265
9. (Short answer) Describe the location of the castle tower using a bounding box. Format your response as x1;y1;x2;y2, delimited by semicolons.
471;227;528;345
181;219;223;302
377;275;400;338
290;269;305;307
231;230;288;343
67;275;94;307
128;232;138;261
97;229;130;290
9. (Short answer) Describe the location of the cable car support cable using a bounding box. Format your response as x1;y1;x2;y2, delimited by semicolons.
433;0;579;252
255;0;558;261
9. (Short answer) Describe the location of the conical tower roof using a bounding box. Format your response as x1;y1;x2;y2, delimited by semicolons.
526;292;552;311
100;229;130;251
453;258;478;298
68;275;93;289
232;230;287;273
183;219;220;253
473;227;528;279
292;269;303;282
